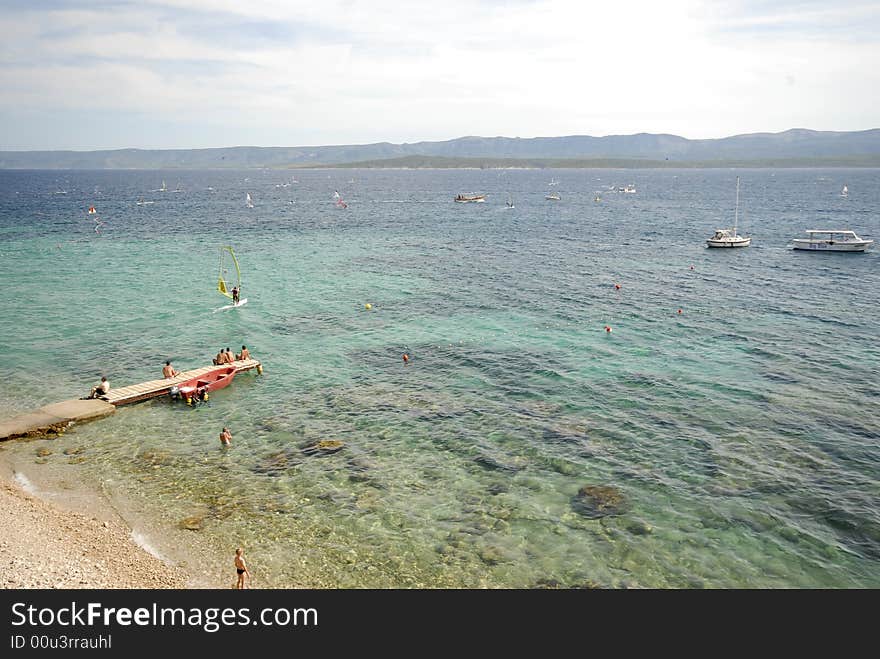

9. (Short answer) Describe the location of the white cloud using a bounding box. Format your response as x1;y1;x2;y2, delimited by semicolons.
0;0;877;149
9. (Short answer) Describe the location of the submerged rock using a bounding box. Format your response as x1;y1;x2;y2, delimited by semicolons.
253;448;302;476
179;515;204;531
35;448;53;457
474;452;525;472
571;484;629;519
138;449;174;467
63;447;84;455
302;439;345;456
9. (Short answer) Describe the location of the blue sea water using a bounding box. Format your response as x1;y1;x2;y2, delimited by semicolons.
0;167;878;588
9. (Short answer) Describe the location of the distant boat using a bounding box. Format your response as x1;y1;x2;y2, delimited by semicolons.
792;229;873;252
506;193;515;209
841;184;849;197
334;190;348;209
136;197;154;206
88;205;97;214
707;176;750;248
174;181;183;193
545;192;561;201
454;193;486;203
548;178;559;186
594;195;602;202
246;192;254;208
160;180;167;192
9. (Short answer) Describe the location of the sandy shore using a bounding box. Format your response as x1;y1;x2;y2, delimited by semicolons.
0;463;188;589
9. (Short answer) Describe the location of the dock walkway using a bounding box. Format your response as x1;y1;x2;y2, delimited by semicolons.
0;359;262;441
101;358;261;406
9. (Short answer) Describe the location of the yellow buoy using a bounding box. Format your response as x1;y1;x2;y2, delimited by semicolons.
257;364;263;375
365;303;372;310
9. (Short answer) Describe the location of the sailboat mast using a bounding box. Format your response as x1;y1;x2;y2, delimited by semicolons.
734;176;740;236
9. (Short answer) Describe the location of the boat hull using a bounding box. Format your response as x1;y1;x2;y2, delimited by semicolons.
792;239;873;252
707;238;751;248
174;367;236;401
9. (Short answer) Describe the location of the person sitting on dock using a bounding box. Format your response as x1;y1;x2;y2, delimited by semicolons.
87;376;109;399
237;345;250;361
163;361;180;378
213;348;225;365
223;347;235;364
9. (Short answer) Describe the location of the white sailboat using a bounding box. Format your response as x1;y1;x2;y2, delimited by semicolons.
707;176;751;248
841;184;849;197
506;193;515;209
246;192;254;208
160;180;167;192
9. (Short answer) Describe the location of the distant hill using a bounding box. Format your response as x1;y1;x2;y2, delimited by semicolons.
2;128;880;169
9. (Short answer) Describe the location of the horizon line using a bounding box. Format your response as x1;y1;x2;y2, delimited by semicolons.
4;127;880;154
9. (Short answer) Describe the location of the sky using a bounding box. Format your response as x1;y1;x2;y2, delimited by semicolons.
1;0;879;150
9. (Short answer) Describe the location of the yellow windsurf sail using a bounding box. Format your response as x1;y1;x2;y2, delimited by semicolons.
217;246;241;299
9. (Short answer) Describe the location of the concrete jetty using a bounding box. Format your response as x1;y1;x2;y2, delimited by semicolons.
0;399;115;441
0;359;262;441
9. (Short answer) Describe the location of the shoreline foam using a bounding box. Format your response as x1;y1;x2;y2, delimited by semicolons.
0;454;191;589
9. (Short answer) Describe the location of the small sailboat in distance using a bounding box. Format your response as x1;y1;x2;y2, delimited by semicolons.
246;192;254;208
506;193;515;209
706;176;751;248
334;190;348;209
841;184;849;197
160;179;167;192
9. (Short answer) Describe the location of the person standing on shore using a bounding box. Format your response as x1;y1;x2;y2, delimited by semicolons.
220;427;232;447
234;547;250;589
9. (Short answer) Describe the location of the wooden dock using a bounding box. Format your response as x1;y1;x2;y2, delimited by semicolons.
0;359;262;441
100;358;262;406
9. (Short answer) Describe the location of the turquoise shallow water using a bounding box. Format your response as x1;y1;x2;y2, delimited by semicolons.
1;168;878;587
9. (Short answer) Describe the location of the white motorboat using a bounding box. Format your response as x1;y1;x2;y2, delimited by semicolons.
707;176;750;248
791;230;873;252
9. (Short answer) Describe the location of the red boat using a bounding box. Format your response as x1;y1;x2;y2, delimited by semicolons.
174;367;236;403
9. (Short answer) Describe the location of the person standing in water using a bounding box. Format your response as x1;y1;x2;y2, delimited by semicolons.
234;547;250;589
220;427;232;446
